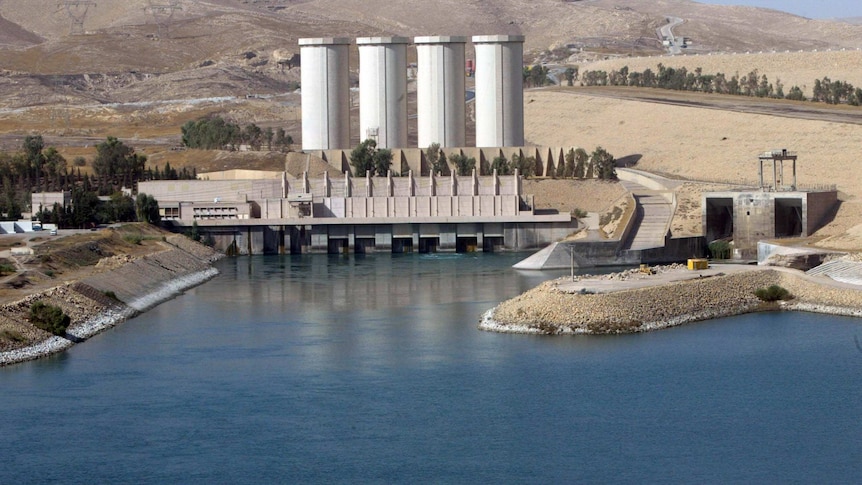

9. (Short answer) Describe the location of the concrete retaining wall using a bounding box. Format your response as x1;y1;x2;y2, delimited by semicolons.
515;235;706;269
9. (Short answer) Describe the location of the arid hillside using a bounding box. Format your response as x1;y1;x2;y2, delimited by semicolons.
0;0;861;108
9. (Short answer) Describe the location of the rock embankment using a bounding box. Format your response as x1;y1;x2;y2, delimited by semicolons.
0;237;224;366
483;267;862;335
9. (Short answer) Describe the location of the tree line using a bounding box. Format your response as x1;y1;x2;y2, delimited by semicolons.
0;135;171;228
181;116;294;151
422;143;617;180
580;64;862;105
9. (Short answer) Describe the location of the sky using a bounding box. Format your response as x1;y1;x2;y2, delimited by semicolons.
696;0;860;19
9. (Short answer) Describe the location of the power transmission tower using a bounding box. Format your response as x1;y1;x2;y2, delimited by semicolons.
146;0;183;39
59;1;97;35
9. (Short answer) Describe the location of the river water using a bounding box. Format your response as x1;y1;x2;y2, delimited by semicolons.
2;253;862;483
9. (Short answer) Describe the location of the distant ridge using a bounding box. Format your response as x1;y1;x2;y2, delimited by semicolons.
0;0;860;106
0;13;43;47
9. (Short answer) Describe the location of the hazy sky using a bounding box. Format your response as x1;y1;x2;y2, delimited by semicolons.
696;0;859;19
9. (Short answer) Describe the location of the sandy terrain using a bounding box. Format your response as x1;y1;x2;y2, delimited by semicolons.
522;179;626;214
523;89;862;248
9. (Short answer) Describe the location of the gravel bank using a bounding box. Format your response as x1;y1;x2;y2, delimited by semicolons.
0;239;223;366
482;267;862;335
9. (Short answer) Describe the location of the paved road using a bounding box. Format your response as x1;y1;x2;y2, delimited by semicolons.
657;16;684;55
556;86;862;126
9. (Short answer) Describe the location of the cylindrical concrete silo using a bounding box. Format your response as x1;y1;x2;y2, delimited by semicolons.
357;36;409;149
472;35;525;148
415;36;467;149
299;37;351;151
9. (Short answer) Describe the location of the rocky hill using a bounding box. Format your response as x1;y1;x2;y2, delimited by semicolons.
0;0;860;106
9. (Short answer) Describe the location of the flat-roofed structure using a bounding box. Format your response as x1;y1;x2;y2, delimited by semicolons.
703;151;837;259
141;170;575;255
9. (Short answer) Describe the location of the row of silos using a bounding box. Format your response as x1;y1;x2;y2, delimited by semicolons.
299;35;524;152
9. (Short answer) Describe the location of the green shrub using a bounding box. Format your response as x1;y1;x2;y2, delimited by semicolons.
123;233;143;245
29;301;71;336
0;329;26;343
0;263;16;275
103;290;119;301
708;240;732;259
189;220;201;242
44;270;55;278
755;285;792;302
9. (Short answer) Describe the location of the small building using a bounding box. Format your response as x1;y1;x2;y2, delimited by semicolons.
702;151;838;259
31;191;71;214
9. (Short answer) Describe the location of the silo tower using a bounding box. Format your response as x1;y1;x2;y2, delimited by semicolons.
472;35;525;148
415;36;467;149
299;37;351;151
357;37;409;149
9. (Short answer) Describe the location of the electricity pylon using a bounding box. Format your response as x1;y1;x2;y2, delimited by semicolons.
59;1;97;35
146;0;183;39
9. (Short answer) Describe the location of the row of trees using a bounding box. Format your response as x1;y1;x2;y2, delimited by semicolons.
181;116;294;151
35;191;160;229
580;64;862;106
423;143;617;180
0;135;169;228
552;147;617;180
523;65;581;88
0;135;192;218
524;64;552;88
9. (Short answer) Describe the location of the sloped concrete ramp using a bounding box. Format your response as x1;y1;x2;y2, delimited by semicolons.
806;260;862;286
513;242;570;270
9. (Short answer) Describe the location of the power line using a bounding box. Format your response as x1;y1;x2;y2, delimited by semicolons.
59;1;97;35
146;1;183;39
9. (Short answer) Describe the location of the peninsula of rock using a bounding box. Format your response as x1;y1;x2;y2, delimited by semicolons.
482;264;862;335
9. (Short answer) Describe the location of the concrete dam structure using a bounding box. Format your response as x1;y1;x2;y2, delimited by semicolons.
141;171;576;255
151;34;579;256
703;151;838;259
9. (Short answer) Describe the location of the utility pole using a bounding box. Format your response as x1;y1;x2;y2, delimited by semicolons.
146;1;183;39
60;1;97;35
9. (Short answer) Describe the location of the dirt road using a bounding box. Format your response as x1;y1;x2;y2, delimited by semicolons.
553;86;862;125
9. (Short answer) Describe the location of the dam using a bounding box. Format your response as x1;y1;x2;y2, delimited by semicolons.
139;166;577;255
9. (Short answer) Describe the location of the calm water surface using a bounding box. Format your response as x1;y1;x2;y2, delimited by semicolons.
2;253;862;483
